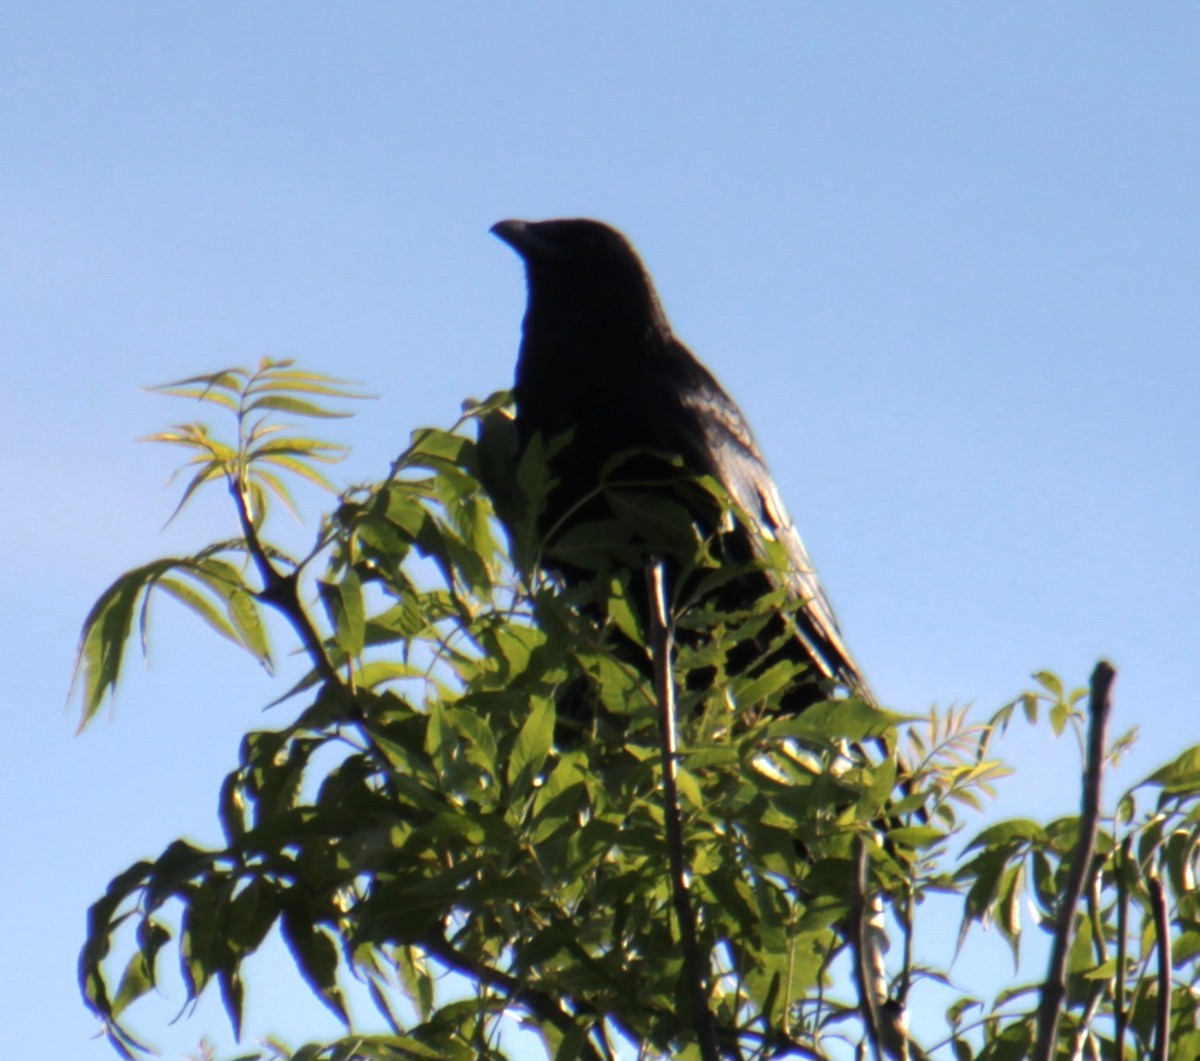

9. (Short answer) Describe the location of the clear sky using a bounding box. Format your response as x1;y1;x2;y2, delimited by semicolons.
3;5;1198;1059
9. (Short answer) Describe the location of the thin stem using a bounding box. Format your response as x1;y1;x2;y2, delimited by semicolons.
224;471;407;810
899;879;914;1006
852;835;884;1061
1087;862;1108;967
645;560;723;1061
1033;660;1115;1061
1114;837;1130;1061
420;929;608;1061
1145;866;1171;1061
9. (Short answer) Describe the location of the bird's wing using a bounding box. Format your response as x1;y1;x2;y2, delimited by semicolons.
653;346;871;698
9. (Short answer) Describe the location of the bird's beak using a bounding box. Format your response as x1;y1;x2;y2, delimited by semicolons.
490;219;559;262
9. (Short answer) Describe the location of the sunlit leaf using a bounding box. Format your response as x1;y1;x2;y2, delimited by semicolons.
507;696;554;800
246;394;354;419
320;570;366;659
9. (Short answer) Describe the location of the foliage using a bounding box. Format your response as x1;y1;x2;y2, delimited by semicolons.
77;363;1200;1061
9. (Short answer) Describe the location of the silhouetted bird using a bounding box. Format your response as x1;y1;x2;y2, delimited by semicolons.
492;218;872;711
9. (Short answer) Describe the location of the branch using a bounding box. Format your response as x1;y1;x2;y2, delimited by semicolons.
1114;837;1131;1061
224;472;412;812
645;561;723;1061
229;477;340;684
1146;867;1171;1061
420;929;609;1061
852;836;884;1061
1033;660;1115;1061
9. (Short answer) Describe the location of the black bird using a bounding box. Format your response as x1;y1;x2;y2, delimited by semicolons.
491;218;872;710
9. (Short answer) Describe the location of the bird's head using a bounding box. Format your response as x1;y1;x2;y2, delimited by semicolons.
491;218;671;340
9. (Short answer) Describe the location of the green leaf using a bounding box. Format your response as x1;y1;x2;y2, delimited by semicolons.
154;574;258;663
320;570;366;658
995;861;1024;959
605;576;645;646
251;467;302;522
248;376;368;400
72;561;176;728
546;517;637;572
280;907;350;1025
552;1018;593;1061
1020;692;1039;724
674;766;705;810
604;488;699;556
110;921;170;1018
1140;745;1200;794
446;707;499;778
766;698;904;744
1033;670;1063;698
507;696;555;799
885;825;946;850
1049;700;1071;735
733;659;805;708
961;819;1047;856
405;426;471;466
958;846;1015;952
424;700;456;781
163;460;230;524
246;394;354;418
256;452;340;492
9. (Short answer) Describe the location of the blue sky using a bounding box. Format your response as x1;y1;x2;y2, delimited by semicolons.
3;5;1198;1058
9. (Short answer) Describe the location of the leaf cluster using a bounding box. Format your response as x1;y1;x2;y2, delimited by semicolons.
75;365;1200;1061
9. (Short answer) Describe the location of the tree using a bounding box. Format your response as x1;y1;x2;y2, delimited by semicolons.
77;362;1200;1061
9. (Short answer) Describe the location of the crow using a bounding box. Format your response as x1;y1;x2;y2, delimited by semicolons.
491;218;872;711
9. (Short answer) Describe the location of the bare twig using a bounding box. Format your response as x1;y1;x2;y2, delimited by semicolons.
1114;837;1131;1061
1087;860;1108;967
899;880;914;1007
1033;660;1116;1061
645;561;723;1061
1145;866;1171;1061
852;835;884;1061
